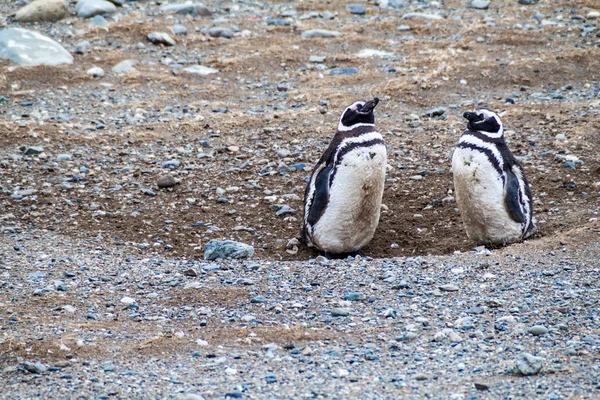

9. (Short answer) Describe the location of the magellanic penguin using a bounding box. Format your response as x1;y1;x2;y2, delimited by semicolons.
451;107;534;246
301;98;387;257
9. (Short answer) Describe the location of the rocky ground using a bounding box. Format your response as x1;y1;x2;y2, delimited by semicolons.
1;0;600;398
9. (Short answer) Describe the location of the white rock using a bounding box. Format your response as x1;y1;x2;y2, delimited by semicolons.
183;65;219;76
76;0;117;18
112;59;138;73
0;28;73;66
87;67;105;78
120;296;135;305
401;12;443;20
356;49;394;58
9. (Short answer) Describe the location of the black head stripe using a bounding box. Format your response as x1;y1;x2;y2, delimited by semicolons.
468;116;501;134
341;109;375;127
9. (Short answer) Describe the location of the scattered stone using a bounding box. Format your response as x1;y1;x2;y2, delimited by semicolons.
397;25;411;31
470;0;490;9
120;296;136;305
0;28;73;66
75;0;117;18
112;60;138;73
204;240;254;260
347;4;366;14
162;160;181;169
23;146;44;155
301;30;341;39
182;65;219;76
157;175;178;188
344;292;367;301
86;67;105;78
160;3;212;16
148;32;176;46
56;154;72;161
330;68;358;75
172;25;188;36
356;49;393;58
309;55;326;63
15;0;68;22
90;15;107;26
414;373;428;381
208;27;234;39
183;394;206;400
330;307;351;317
22;361;47;374
183;268;198;277
438;284;459;292
251;296;267;304
426;107;446;117
518;0;538;4
528;325;549;336
474;381;490;391
401;12;443;20
515;353;543;376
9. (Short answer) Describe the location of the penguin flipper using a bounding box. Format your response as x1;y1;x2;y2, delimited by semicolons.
503;169;525;224
306;164;333;227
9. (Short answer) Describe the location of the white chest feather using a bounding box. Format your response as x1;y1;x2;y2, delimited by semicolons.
452;147;523;245
311;143;387;253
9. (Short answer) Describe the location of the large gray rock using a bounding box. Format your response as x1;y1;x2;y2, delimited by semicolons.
15;0;68;22
112;59;138;73
0;28;73;66
516;353;543;376
160;3;212;16
182;65;219;76
76;0;117;18
204;240;254;260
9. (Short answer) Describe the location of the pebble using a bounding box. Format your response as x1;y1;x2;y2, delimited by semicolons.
120;296;136;305
91;15;107;26
75;0;117;18
204;240;254;260
528;325;549;336
330;68;358;75
470;0;490;9
301;30;341;39
208;27;234;39
344;292;367;301
112;60;138;73
438;284;459;292
22;361;47;374
402;12;443;20
182;65;219;76
515;353;543;376
347;4;366;14
183;394;206;400
425;107;446;117
309;55;326;63
160;3;212;16
251;296;267;303
474;381;490;391
162;160;181;169
172;25;188;36
157;175;178;188
518;0;538;4
356;49;393;58
148;32;176;46
86;67;105;78
397;25;411;31
330;307;351;316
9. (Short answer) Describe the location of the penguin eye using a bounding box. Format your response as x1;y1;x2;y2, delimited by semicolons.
356;104;363;110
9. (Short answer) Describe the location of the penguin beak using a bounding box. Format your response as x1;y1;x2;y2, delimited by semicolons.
360;97;379;114
463;112;479;122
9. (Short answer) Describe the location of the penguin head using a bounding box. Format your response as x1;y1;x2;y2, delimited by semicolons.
463;107;503;138
338;98;379;132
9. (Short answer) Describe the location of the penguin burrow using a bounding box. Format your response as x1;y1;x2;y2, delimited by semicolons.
451;107;535;246
301;98;387;257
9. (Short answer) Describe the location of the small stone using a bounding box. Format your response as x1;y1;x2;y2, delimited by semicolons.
251;296;267;304
301;29;341;39
183;394;206;400
438;284;459;292
112;60;138;73
208;27;234;39
86;67;105;78
344;292;367;301
22;361;47;374
142;188;156;197
160;3;212;16
397;25;411;31
470;0;490;9
15;0;68;22
414;373;428;381
148;32;176;46
90;15;107;26
564;161;576;170
120;296;135;305
330;68;358;75
172;25;188;36
62;305;76;313
162;160;181;169
426;107;446;117
157;175;178;188
528;325;549;336
204;240;254;260
23;146;44;155
56;154;72;161
309;55;326;63
75;0;117;18
265;374;277;384
517;0;538;4
330;307;351;317
356;49;393;58
183;268;198;277
474;381;490;391
182;65;219;76
515;353;543;376
347;4;366;14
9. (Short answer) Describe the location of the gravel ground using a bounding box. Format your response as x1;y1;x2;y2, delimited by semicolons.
1;0;600;398
1;228;600;399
